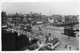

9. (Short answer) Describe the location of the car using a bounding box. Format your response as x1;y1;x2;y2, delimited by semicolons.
28;39;46;51
28;43;39;51
39;28;42;31
27;39;39;51
76;29;79;31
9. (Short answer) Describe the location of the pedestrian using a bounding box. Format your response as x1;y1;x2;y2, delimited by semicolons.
64;44;67;48
48;33;51;36
68;36;70;39
46;35;48;42
76;48;79;50
69;46;71;50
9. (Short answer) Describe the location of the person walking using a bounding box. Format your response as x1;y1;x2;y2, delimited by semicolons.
45;35;48;43
69;46;71;50
68;36;70;39
64;44;67;48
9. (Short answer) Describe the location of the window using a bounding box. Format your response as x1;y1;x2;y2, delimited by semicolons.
50;18;52;20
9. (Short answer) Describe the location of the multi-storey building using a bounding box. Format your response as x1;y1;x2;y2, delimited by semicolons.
2;17;7;26
62;15;65;22
64;15;79;23
48;14;63;23
53;15;62;23
48;16;54;23
31;13;42;22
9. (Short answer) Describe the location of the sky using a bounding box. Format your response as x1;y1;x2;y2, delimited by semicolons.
1;2;79;15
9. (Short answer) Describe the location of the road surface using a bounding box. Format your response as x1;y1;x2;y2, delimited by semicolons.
32;26;79;51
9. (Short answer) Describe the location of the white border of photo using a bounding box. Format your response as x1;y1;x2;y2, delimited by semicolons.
0;0;80;53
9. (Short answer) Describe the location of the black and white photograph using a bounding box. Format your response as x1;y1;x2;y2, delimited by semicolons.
1;0;79;51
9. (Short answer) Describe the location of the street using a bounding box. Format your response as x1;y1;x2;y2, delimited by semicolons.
32;26;79;50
